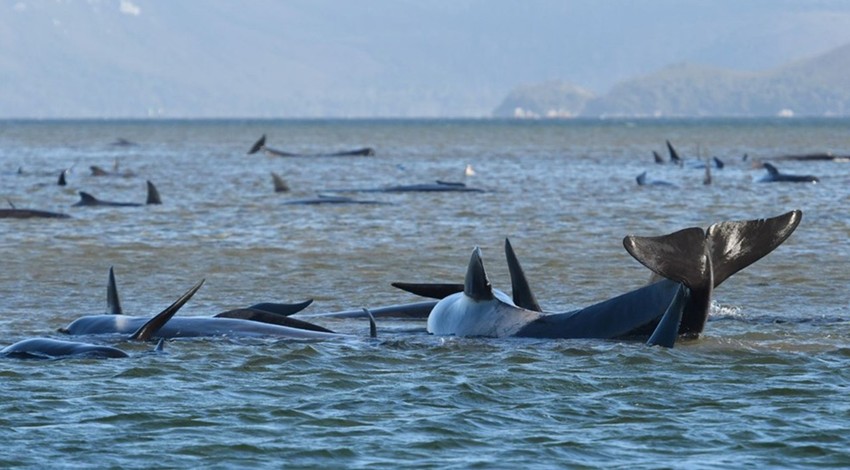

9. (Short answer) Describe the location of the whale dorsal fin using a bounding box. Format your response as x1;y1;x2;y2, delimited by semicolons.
6;199;15;209
107;267;123;315
248;134;266;154
145;181;162;205
77;192;100;205
623;227;711;291
504;238;541;312
636;171;647;186
707;210;802;287
763;162;780;176
391;282;463;299
653;151;664;164
58;170;67;186
666;140;681;164
130;279;205;341
271;172;290;192
464;247;494;302
90;165;109;176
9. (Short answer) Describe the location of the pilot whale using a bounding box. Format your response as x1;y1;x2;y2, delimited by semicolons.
1;200;70;219
248;134;375;157
4;279;204;359
758;163;819;183
392;210;802;344
60;268;374;339
73;180;162;207
418;244;688;347
61;267;336;336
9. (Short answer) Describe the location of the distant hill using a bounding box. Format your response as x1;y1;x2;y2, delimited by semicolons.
495;43;850;118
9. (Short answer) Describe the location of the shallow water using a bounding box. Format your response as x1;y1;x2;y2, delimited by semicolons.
1;118;849;468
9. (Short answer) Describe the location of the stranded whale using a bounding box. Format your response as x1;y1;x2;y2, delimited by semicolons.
60;268;372;339
4;279;204;359
757;163;819;183
248;134;375;157
73;180;162;207
392;211;802;345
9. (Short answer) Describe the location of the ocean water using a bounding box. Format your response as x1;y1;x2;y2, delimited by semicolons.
0;118;849;468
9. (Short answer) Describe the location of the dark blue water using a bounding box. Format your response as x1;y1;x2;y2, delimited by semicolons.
1;118;849;468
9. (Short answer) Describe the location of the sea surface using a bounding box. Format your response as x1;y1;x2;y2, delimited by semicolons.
0;118;849;468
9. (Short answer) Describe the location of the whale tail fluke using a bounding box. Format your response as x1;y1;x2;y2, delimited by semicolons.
624;227;714;338
707;210;802;287
248;134;266;154
130;278;205;341
625;210;802;338
145;180;162;205
623;227;712;292
504;238;542;312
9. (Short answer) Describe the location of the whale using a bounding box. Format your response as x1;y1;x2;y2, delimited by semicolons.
392;210;802;344
60;269;371;339
283;194;390;205
330;180;486;193
73;180;162;207
415;243;688;347
1;200;70;219
758;163;819;183
636;171;676;187
1;338;139;359
248;134;375;157
4;279;204;359
88;267;333;334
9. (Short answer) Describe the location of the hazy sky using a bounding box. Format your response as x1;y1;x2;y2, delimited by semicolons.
4;0;850;117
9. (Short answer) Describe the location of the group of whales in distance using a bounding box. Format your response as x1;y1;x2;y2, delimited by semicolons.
391;210;802;348
248;134;375;157
2;210;802;358
640;139;824;186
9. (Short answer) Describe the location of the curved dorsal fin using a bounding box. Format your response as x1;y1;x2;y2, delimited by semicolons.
653;151;664;164
107;267;123;315
58;170;67;186
77;192;99;205
666;140;682;164
763;162;780;176
464;247;493;301
504;238;541;312
145;181;162;205
248;134;266;154
130;279;205;341
271;172;290;192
